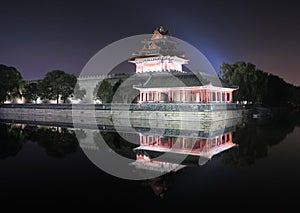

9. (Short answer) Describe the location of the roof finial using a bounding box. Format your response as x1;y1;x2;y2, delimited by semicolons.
159;25;164;33
157;25;169;35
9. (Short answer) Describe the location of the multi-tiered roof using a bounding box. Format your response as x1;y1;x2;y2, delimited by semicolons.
129;26;188;73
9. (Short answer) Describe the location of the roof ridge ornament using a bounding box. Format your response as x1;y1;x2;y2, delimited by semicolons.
156;25;170;36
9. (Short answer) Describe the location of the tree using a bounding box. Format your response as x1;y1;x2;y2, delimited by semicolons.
288;86;300;106
220;62;268;104
221;113;297;167
23;81;39;103
94;79;114;103
35;127;79;157
60;74;78;102
0;123;25;159
39;70;77;104
112;78;139;103
94;75;139;104
0;64;23;103
263;74;291;106
73;83;86;100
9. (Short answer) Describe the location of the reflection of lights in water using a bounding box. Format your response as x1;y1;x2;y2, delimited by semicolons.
131;131;235;173
131;152;185;173
135;132;234;157
131;130;236;197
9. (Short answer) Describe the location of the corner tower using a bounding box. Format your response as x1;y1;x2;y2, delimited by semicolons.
129;26;189;73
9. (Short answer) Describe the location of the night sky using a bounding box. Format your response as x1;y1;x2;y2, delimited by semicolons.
0;0;299;85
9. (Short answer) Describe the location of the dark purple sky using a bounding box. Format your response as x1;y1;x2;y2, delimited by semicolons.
0;0;299;85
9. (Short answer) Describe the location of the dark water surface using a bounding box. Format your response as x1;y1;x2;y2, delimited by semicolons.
0;112;299;209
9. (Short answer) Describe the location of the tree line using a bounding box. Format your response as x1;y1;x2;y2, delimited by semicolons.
0;64;85;104
94;73;138;103
220;61;300;107
1;62;299;106
95;61;300;106
0;123;80;159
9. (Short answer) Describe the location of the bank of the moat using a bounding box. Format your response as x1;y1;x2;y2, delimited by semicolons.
0;103;244;129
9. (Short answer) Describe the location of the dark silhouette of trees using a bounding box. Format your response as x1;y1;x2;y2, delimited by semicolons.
112;77;139;103
73;83;86;100
263;74;300;106
222;113;299;167
94;79;114;103
94;74;139;103
23;81;39;103
220;61;268;104
0;64;23;103
0;124;80;158
38;70;77;104
0;124;25;159
220;61;300;106
34;127;79;157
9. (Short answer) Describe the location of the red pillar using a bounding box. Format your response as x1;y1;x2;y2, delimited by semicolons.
182;90;186;102
168;138;171;148
219;136;222;146
152;91;154;102
200;90;203;103
158;92;160;102
182;138;186;150
140;134;143;145
146;92;149;102
179;90;181;102
206;91;209;103
199;140;203;152
215;91;218;102
221;92;223;103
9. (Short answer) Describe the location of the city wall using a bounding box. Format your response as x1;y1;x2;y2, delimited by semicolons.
0;103;244;131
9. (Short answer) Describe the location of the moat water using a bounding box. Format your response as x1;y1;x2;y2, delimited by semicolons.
0;112;299;209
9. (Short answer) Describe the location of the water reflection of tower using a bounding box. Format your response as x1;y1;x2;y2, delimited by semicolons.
131;120;238;174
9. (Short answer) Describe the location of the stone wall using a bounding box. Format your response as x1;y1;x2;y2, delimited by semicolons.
0;103;243;130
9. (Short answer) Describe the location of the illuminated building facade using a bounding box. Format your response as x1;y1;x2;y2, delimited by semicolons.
131;122;237;173
130;26;238;103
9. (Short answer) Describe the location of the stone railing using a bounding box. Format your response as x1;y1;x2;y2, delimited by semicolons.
0;103;238;112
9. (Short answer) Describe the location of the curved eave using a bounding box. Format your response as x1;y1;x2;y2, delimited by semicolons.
128;55;189;63
133;84;238;92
